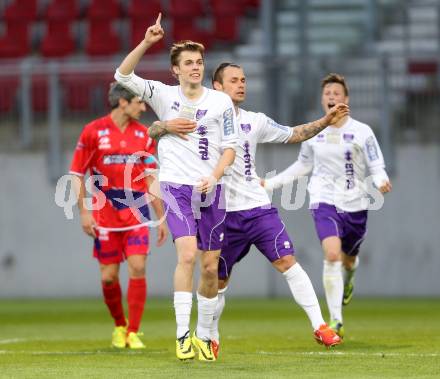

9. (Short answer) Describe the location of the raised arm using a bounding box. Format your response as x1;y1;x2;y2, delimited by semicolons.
288;103;349;143
118;13;164;75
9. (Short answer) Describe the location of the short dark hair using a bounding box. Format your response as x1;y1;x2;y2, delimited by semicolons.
321;73;349;96
212;62;242;85
108;82;137;109
170;40;205;67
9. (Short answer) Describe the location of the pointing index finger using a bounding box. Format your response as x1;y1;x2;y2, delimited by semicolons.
155;12;162;26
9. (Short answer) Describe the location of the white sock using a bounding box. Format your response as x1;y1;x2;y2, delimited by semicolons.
323;260;343;322
210;287;227;342
174;291;192;339
283;263;325;330
343;256;359;285
196;292;218;340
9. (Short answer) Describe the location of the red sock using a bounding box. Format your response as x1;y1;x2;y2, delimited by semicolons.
102;281;126;327
127;277;147;334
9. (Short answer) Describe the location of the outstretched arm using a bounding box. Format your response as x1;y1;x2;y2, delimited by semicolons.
288;103;349;143
263;160;313;190
118;13;164;75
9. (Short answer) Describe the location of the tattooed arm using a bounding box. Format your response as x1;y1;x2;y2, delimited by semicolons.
148;118;197;141
288;103;349;143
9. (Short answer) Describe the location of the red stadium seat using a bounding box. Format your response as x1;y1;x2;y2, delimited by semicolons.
128;0;162;19
0;78;19;112
87;0;121;20
0;22;31;58
3;0;38;22
41;22;76;57
169;0;205;18
0;0;36;58
61;75;96;112
210;0;241;42
45;0;78;21
40;0;78;57
172;19;213;49
85;20;121;56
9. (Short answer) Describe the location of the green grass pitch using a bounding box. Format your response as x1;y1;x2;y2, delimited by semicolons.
0;298;439;378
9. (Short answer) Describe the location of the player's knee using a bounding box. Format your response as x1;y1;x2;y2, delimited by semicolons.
201;262;218;279
178;251;197;269
272;255;295;273
101;273;118;284
129;264;145;278
325;250;341;262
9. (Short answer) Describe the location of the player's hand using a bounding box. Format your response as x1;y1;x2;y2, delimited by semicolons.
196;176;217;194
324;103;350;125
156;223;168;247
144;13;164;45
260;178;265;187
165;118;197;140
379;180;392;194
80;211;97;238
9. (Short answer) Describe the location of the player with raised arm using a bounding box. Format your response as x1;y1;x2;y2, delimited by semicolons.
114;15;239;361
158;63;349;354
70;83;168;349
265;73;392;338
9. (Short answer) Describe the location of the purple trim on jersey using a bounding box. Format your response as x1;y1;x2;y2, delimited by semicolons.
310;202;368;256
218;206;294;279
160;182;226;251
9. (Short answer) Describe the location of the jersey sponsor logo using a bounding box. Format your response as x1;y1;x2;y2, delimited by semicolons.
223;108;234;136
196;109;208;121
243;141;252;181
134;130;145;138
196;125;208;136
365;136;379;161
103;154;142;165
199;137;209;160
316;134;325;142
171;101;180;112
98;128;110;137
240;123;251;134
343;133;354;142
99;137;110;144
98;136;111;149
344;150;355;189
267;118;289;132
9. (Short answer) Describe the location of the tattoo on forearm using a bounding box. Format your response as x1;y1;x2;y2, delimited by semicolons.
148;121;168;140
289;118;326;143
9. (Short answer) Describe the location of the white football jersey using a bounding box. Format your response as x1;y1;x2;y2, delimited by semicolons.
225;108;293;211
298;117;386;212
115;70;239;185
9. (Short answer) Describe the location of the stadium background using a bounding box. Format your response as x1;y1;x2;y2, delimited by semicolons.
0;0;439;299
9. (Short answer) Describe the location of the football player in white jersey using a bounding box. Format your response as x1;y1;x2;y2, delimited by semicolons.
160;63;349;354
265;73;392;338
114;14;239;361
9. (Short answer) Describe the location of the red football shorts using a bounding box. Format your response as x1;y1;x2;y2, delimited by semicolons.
93;226;150;264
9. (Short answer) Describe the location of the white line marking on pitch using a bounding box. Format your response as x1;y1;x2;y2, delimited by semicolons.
0;338;29;345
0;350;166;355
256;351;440;357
